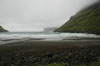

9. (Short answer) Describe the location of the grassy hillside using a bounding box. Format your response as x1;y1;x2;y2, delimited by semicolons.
55;2;100;35
0;26;8;32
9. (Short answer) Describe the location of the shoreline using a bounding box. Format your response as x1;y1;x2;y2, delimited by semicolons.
0;39;100;56
0;37;100;45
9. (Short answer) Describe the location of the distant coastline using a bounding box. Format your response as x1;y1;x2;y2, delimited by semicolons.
0;26;8;32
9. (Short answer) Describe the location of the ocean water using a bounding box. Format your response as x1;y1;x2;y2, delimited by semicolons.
0;32;100;44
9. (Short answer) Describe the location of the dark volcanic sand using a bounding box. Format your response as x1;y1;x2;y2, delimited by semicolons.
0;40;100;66
0;40;100;56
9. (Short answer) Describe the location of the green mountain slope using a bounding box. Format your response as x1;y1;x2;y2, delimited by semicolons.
0;26;8;32
55;2;100;35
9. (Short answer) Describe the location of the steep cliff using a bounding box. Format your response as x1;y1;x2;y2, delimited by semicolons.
55;2;100;35
0;26;8;32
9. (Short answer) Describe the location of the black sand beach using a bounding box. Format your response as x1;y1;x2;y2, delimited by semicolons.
0;39;100;66
0;39;100;56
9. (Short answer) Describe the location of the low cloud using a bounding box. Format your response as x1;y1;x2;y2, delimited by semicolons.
0;0;98;31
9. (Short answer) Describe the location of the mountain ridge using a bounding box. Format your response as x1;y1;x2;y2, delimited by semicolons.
55;2;100;35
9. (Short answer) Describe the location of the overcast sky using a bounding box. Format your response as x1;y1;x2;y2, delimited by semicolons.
0;0;97;31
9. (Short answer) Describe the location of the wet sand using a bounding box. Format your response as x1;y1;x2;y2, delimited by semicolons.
0;39;100;56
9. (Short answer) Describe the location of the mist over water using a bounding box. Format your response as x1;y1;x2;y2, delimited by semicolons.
0;0;100;44
0;32;100;44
